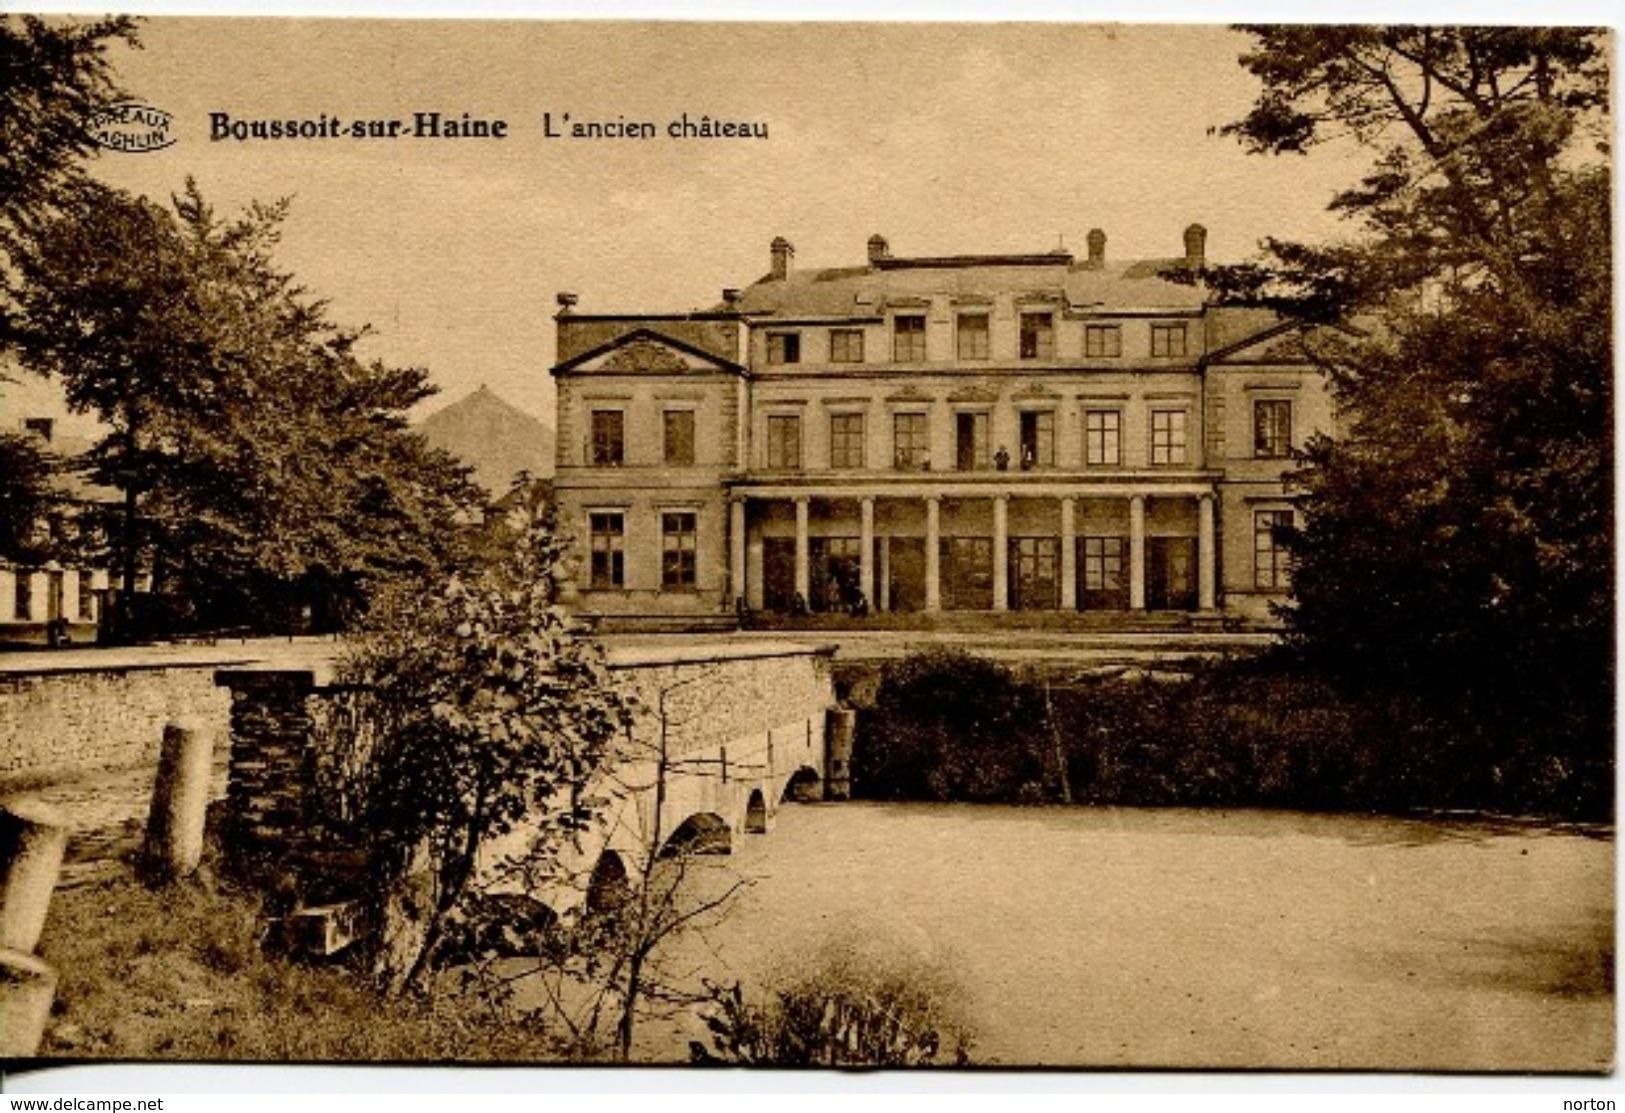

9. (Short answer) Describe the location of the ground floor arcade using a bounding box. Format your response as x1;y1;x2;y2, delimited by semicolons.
730;484;1219;616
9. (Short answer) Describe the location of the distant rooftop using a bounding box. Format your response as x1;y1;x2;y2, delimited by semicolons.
869;250;1077;270
728;230;1211;318
732;258;1206;318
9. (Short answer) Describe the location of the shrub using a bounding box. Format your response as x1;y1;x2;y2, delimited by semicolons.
855;650;1054;802
851;648;1610;820
691;941;973;1067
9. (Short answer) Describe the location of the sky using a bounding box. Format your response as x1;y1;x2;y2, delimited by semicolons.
87;20;1375;426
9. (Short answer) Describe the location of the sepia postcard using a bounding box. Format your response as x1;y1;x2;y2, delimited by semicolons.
0;13;1612;1087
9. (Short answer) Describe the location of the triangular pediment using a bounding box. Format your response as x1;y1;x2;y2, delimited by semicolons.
886;383;933;403
947;384;1000;404
1207;320;1359;366
557;328;744;375
1013;380;1062;400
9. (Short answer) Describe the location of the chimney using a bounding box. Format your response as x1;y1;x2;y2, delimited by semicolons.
1183;223;1207;269
1086;228;1106;266
867;234;890;264
721;288;741;307
770;236;794;281
555;291;578;314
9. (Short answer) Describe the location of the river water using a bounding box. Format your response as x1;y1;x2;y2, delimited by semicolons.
644;802;1612;1071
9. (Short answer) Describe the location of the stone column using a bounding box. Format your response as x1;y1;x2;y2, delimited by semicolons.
1059;496;1078;611
729;499;747;605
878;537;892;612
0;799;67;954
0;949;57;1058
859;497;875;609
924;496;941;612
1198;493;1217;612
144;720;213;880
1129;494;1147;611
992;495;1009;612
793;497;811;605
825;708;856;801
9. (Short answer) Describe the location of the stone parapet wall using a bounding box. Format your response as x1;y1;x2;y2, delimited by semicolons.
606;641;836;759
0;664;234;785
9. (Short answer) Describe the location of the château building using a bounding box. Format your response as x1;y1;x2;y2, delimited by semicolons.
0;361;120;644
550;229;1338;627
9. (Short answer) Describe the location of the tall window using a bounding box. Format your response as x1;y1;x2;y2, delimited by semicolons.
1084;324;1122;358
1150;409;1188;465
1084;409;1121;465
766;414;802;469
811;537;862;613
893;413;929;470
663;409;696;466
830;329;864;363
1151;323;1188;357
14;572;32;621
661;511;697;589
892;315;926;362
1018;411;1054;469
955;411;989;471
942;537;994;611
1082;537;1127;606
590;410;624;467
767;332;801;365
588;513;625;589
829;412;865;469
1019;312;1055;359
957;314;990;360
1254;399;1293;459
76;573;94;623
1254;509;1295;589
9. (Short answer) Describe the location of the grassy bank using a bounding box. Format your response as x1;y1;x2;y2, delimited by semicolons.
36;865;566;1062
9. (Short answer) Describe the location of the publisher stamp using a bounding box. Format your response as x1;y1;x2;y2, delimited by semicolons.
86;102;175;152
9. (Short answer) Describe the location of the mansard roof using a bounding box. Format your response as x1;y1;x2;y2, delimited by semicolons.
730;254;1209;318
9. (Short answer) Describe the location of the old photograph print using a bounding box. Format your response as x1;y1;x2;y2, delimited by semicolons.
0;18;1612;1073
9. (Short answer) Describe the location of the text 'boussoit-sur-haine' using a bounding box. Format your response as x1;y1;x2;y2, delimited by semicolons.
207;111;770;141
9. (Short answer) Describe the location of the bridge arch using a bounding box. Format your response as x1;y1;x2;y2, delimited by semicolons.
660;811;732;858
586;849;632;914
744;788;769;833
781;764;823;804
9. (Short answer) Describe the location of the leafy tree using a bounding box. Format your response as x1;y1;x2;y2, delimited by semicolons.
338;510;635;995
0;14;141;303
1209;28;1612;788
10;180;485;634
0;431;59;562
0;15;140;568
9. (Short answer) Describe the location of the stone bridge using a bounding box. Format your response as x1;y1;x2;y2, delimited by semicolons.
216;639;843;917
